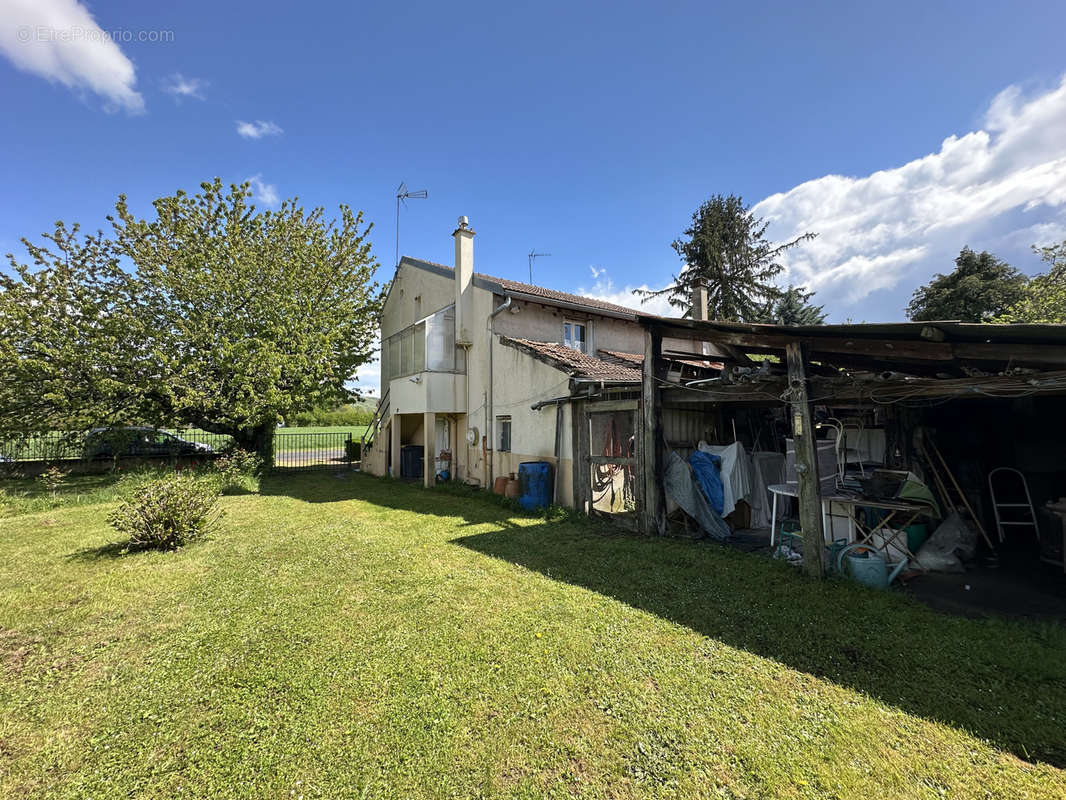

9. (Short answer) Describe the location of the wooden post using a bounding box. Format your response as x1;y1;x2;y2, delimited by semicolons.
642;328;666;536
785;341;826;578
423;412;436;488
571;397;589;514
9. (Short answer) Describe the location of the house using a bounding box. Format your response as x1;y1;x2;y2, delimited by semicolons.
365;216;1066;588
362;216;701;509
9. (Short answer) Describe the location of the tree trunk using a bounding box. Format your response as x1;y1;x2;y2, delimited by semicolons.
232;422;275;466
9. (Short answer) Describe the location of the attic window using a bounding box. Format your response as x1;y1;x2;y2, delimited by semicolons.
563;321;587;353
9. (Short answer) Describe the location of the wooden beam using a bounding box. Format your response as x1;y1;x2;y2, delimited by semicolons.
920;325;946;342
652;321;1066;368
586;399;639;412
642;329;666;536
587;455;637;465
951;342;1066;366
648;324;955;363
785;342;826;578
571;398;590;514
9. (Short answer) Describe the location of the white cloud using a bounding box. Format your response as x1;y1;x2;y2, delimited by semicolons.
575;271;679;318
754;74;1066;310
245;174;279;206
352;355;380;396
163;72;206;101
0;0;144;112
236;119;282;139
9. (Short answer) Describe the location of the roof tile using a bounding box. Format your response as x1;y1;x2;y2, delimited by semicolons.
499;337;642;383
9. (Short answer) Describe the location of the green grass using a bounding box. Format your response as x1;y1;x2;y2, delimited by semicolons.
0;469;189;516
1;473;1064;798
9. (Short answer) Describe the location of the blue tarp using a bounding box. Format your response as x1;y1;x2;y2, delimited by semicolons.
664;452;731;541
689;450;725;515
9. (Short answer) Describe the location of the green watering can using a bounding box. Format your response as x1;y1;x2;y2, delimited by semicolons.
836;543;908;590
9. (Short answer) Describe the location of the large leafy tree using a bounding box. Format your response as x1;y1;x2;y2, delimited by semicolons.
994;241;1066;324
760;284;826;325
906;247;1027;322
640;194;815;321
0;223;150;439
1;179;382;458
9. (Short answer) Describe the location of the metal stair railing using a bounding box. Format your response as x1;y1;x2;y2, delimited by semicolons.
361;388;390;456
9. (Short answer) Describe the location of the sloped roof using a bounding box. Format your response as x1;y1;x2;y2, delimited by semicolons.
499;337;642;383
400;257;642;318
599;348;724;371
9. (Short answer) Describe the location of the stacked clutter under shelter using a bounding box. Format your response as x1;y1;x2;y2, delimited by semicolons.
639;316;1066;609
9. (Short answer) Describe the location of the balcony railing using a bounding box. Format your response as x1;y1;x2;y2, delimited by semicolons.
382;304;466;382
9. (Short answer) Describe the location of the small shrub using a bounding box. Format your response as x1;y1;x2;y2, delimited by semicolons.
107;474;223;551
36;465;70;499
209;448;263;492
344;439;361;462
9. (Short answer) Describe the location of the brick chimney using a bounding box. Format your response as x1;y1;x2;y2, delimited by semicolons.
453;216;474;344
690;284;709;321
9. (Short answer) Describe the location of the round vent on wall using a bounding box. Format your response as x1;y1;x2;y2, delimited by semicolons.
466;427;479;446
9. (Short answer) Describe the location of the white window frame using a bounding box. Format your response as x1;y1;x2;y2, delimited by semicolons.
497;416;512;452
563;320;588;353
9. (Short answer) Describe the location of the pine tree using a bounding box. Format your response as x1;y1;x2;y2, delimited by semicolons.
763;285;827;325
639;194;815;322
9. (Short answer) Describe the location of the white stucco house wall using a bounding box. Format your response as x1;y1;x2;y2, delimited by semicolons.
361;216;653;508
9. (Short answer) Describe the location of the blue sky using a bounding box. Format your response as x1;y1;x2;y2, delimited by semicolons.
3;0;1066;393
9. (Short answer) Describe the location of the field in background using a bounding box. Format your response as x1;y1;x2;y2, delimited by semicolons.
0;426;371;463
177;426;370;454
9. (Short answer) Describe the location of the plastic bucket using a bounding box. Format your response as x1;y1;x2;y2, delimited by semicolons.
905;523;929;553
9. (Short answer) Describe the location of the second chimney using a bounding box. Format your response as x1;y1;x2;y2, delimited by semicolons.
691;283;709;322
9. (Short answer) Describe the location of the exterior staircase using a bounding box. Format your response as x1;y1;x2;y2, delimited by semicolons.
360;388;390;462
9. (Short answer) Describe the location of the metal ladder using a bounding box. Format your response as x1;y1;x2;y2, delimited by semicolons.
987;467;1040;543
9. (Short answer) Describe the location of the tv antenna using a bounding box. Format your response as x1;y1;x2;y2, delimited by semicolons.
395;181;428;267
528;250;552;283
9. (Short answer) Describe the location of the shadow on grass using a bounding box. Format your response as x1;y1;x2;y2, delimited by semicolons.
262;471;1066;766
66;541;133;560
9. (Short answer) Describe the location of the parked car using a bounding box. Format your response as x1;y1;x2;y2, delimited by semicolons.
83;427;214;459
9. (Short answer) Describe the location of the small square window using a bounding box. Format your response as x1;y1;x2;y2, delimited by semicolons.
497;416;512;452
563;321;587;353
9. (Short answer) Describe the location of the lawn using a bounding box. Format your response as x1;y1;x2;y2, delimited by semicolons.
1;473;1065;798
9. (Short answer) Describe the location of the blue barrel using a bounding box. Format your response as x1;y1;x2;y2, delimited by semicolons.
518;461;553;510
